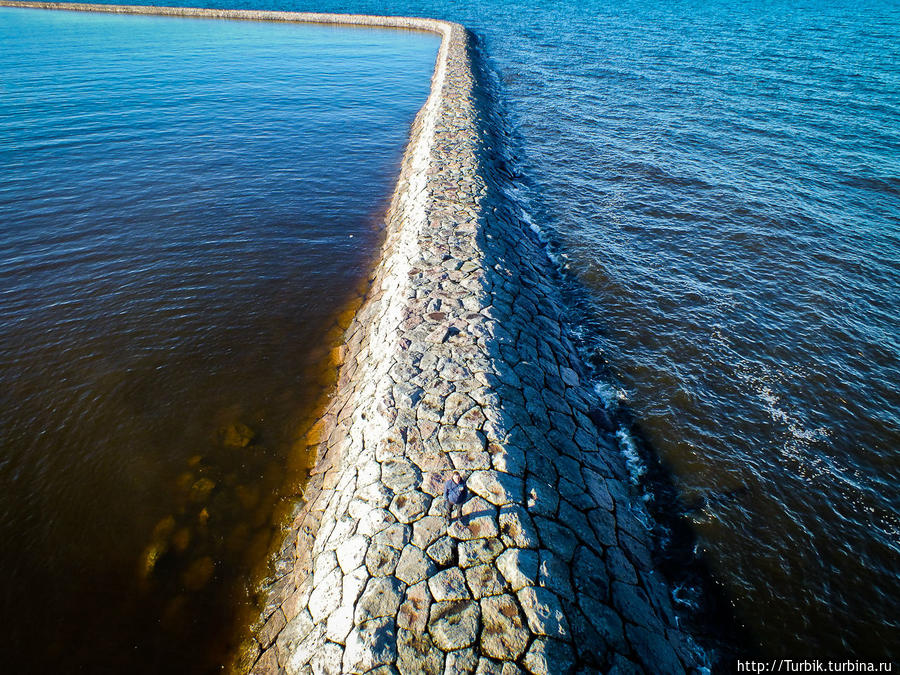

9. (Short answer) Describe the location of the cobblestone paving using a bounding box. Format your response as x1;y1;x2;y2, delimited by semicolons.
0;4;706;672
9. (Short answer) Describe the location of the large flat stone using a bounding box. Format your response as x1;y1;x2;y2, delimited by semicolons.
479;594;529;660
516;586;570;639
343;617;397;674
428;600;480;651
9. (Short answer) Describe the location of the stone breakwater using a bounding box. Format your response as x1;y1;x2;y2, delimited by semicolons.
2;3;704;672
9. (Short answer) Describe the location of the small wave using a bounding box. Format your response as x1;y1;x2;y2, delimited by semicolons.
616;427;647;485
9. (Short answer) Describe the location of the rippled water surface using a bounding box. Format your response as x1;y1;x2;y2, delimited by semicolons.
0;8;437;672
7;0;900;666
120;0;900;661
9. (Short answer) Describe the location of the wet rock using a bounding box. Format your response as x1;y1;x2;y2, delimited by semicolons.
220;422;256;448
182;556;214;591
189;477;216;503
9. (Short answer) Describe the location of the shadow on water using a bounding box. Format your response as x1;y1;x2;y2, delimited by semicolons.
464;34;753;669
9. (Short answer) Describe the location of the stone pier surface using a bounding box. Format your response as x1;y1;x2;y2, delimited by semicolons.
1;3;705;672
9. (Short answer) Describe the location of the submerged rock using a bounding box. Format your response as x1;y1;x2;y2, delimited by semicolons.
183;556;214;590
190;478;216;502
219;422;256;448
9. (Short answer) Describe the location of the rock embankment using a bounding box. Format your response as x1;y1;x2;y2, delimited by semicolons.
0;3;704;672
234;14;702;675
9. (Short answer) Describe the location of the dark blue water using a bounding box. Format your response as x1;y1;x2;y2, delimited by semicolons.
0;7;438;672
105;0;900;662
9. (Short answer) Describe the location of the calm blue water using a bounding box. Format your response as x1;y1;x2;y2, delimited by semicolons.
0;7;437;672
107;0;900;662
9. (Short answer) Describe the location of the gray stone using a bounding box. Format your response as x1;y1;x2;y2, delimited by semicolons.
479;594;529;660
354;576;404;623
572;545;610;603
438;425;486;452
626;622;686;674
428;600;480;650
325;605;354;644
426;535;456;566
413;515;447;549
467;470;521;506
606;545;639;585
336;534;369;574
390;490;431;524
525;475;559;518
495;548;539;591
429;567;470;601
537;550;572;598
498;504;540;548
452;497;499;541
533;516;578;561
374;522;412;550
489;443;526;476
587;507;618;548
398;628;445;675
396;544;437;585
578;593;627;654
397;580;431;633
475;657;524;675
357;508;395;538
382;457;422;492
516;586;570;638
611;580;656;630
582;467;614;511
310;640;344;675
444;648;478;675
282;623;326;675
464;563;507;599
308;566;342;623
343;617;397;674
365;539;401;577
274;609;314;670
522;638;575;675
342;564;369;607
458;537;504;568
449;448;492;470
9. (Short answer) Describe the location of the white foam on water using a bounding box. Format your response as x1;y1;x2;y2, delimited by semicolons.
617;427;647;485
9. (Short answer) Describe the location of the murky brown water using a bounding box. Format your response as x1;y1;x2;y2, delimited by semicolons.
0;8;438;672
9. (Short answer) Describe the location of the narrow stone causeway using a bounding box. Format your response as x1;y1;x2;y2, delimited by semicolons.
2;3;705;672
